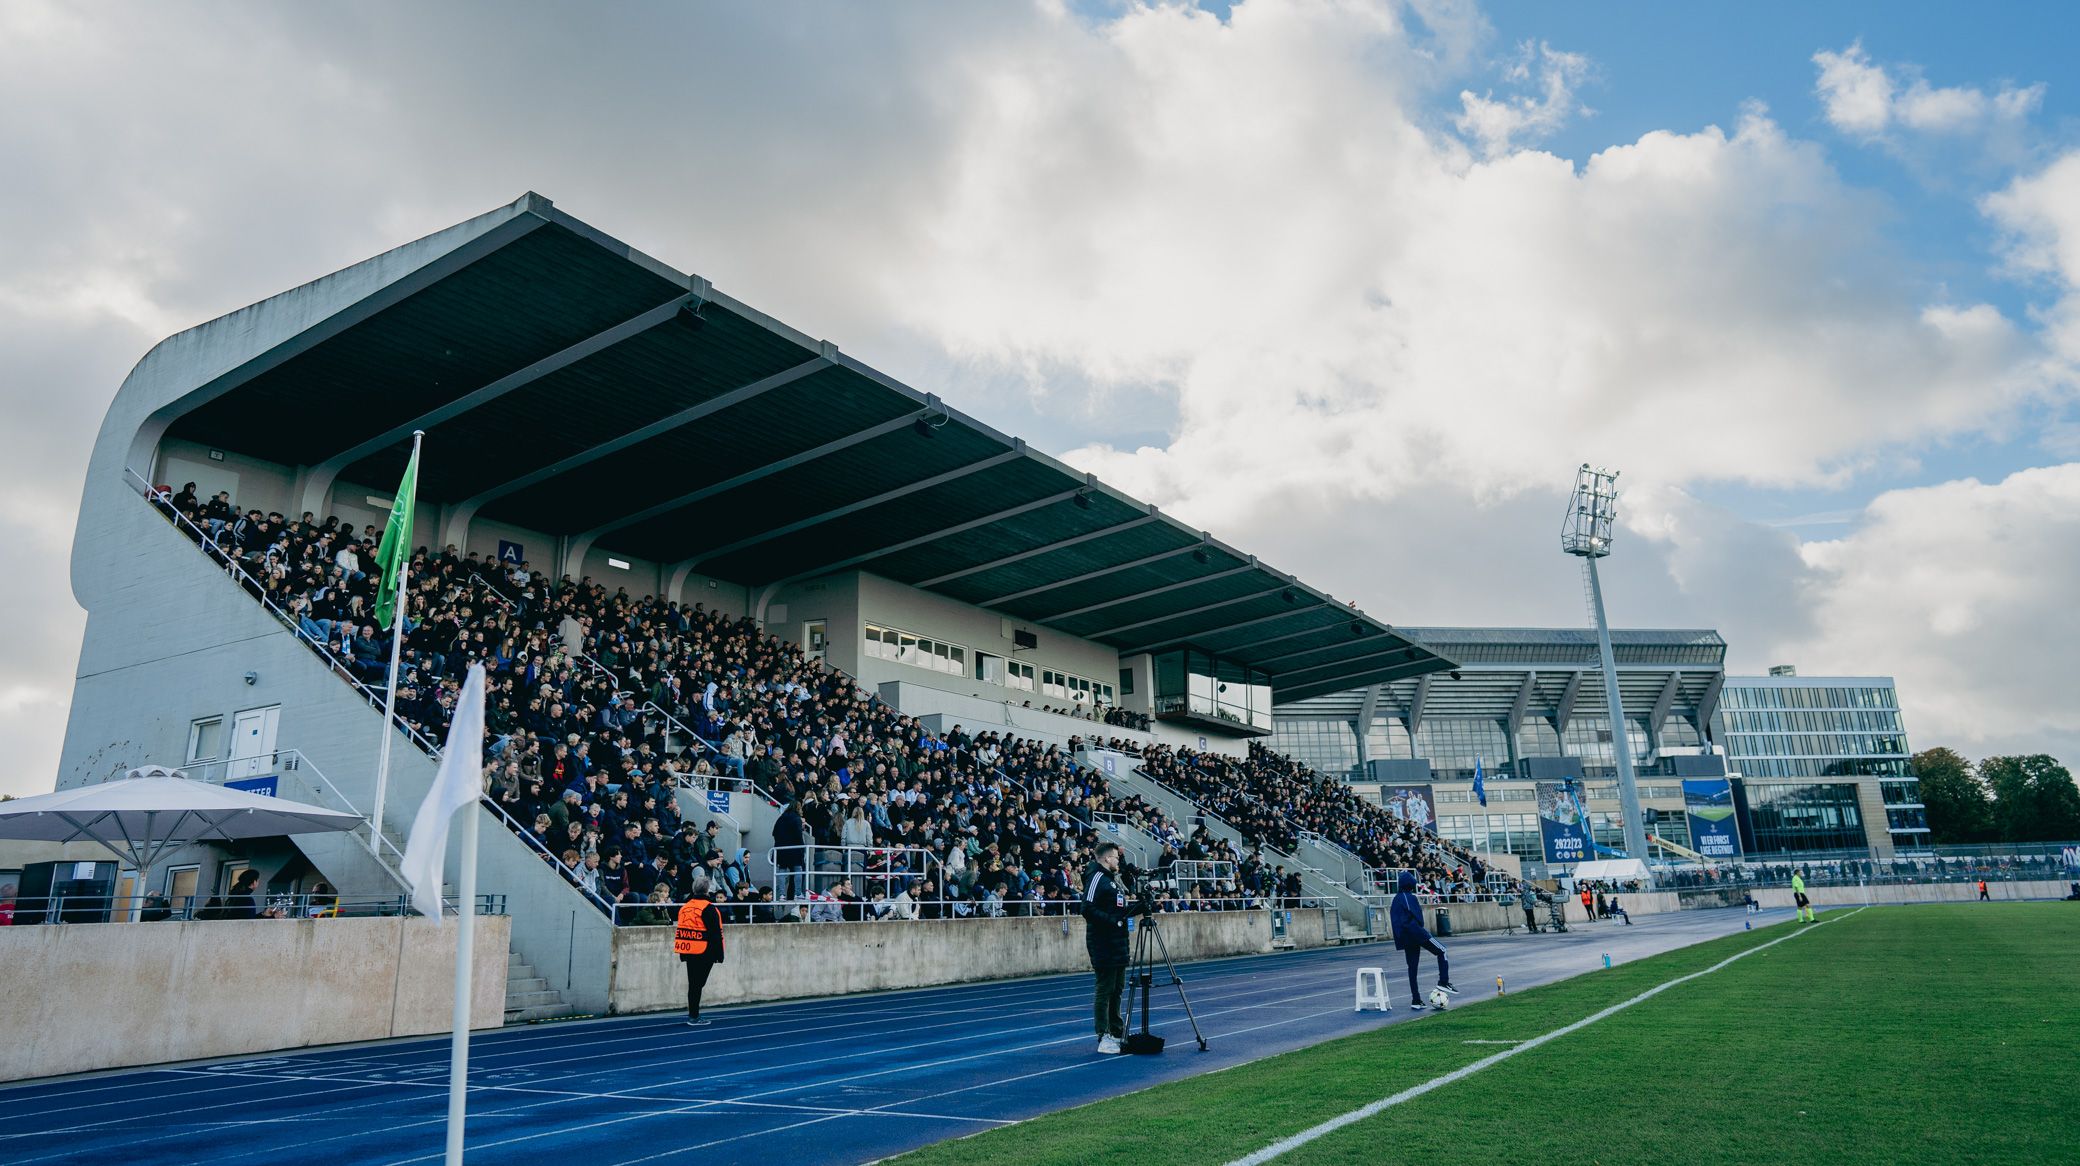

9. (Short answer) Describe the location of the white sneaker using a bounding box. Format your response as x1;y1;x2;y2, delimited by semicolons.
1097;1035;1122;1055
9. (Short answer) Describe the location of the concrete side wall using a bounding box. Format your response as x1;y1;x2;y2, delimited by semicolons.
0;915;509;1082
882;683;1152;749
854;572;1121;702
607;910;1277;1014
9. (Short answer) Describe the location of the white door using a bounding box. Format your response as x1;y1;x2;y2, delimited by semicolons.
804;620;828;663
228;706;280;780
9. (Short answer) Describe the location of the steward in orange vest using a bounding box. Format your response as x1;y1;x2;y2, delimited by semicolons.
674;877;726;1027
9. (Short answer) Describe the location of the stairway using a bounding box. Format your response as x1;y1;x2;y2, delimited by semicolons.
504;950;576;1023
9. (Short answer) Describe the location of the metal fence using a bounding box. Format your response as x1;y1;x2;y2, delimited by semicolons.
612;894;1274;927
4;892;508;924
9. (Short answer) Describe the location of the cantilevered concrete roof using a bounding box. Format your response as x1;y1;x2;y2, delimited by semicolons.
134;192;1453;701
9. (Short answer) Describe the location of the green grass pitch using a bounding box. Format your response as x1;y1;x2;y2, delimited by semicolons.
891;905;2078;1165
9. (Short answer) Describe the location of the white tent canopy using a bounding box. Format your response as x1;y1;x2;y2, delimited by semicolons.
0;765;362;919
1571;858;1651;883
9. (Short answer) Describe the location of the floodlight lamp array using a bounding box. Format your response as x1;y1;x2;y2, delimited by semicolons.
1561;463;1620;558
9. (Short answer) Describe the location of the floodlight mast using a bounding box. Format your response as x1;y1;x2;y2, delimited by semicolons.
1562;465;1655;881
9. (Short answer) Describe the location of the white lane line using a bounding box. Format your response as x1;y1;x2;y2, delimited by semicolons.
378;984;1362;1166
180;966;1334;1166
1225;910;1867;1166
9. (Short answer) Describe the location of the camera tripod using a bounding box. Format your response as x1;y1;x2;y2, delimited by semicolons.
1122;905;1209;1053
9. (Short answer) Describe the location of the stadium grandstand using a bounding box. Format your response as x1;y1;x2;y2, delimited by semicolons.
1270;630;1926;868
54;191;1503;1019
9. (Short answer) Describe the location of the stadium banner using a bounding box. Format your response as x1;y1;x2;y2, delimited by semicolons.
224;775;278;797
1535;781;1590;864
497;539;524;565
1381;785;1437;833
1682;778;1742;859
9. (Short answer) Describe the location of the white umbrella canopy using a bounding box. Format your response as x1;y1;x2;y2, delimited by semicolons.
0;765;362;919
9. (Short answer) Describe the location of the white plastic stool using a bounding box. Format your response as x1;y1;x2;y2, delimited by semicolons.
1354;967;1391;1012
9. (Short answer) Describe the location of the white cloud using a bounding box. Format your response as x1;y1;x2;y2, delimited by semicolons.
898;11;2040;524
1813;41;2043;141
1456;40;1591;158
1795;465;2080;761
1985;151;2080;368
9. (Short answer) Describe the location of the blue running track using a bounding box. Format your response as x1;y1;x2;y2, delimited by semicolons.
0;908;1783;1166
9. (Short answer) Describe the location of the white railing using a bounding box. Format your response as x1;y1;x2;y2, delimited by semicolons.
179;749;409;882
467;572;517;609
766;845;944;902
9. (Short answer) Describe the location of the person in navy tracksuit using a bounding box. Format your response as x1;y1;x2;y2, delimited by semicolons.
1389;871;1457;1009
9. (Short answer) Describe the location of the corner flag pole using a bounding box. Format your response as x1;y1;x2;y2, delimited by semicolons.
370;429;424;855
445;790;478;1166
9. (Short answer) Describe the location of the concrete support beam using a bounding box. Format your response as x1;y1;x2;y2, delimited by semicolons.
1647;673;1681;755
1087;583;1290;639
914;514;1162;590
1031;563;1257;623
1553;671;1584;736
768;483;1087;588
459;350;831;516
679;446;1025;571
602;404;942;552
1694;672;1725;744
1116;605;1327;657
979;535;1205;607
311;289;698;484
1506;671;1536;773
1406;674;1433;738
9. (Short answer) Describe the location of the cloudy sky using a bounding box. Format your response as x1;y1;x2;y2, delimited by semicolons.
3;0;2076;797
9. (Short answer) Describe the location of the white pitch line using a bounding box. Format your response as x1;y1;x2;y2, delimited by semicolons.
1225;910;1867;1166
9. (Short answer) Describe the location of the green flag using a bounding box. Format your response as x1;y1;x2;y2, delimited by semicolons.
373;446;419;629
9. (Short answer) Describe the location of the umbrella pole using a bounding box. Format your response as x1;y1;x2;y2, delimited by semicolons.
444;795;478;1165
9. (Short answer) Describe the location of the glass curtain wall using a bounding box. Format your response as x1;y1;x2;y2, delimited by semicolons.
1150;649;1274;732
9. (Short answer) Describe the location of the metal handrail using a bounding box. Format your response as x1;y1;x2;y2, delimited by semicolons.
467;572;517;610
638;700;728;763
573;650;632;699
178;749;410;882
479;793;617;914
8;891;508;922
612;892;1274;926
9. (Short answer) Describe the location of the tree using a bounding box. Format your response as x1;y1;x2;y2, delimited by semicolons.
1911;747;1992;845
1977;754;2080;844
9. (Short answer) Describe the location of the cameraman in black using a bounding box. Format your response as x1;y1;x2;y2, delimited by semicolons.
1083;841;1133;1055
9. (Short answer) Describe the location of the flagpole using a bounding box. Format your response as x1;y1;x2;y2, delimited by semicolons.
445;791;478;1166
371;429;424;855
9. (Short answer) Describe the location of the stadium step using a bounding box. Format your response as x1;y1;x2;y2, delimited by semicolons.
502;956;579;1024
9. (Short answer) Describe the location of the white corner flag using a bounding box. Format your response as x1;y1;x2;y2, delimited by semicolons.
402;663;487;922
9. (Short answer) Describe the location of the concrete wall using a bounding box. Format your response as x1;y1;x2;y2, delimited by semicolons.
882;683;1153;750
607;910;1280;1014
0;915;509;1081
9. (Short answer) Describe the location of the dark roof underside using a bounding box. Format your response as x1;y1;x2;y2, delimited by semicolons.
162;197;1455;699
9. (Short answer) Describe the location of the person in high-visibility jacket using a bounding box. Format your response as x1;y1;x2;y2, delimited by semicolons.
674;875;727;1027
1790;871;1813;923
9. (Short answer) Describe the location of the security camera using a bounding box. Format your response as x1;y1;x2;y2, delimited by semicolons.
243;671;258;686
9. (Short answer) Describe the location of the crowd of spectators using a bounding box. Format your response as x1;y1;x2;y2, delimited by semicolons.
1114;739;1516;898
148;478;1514;926
149;481;1283;923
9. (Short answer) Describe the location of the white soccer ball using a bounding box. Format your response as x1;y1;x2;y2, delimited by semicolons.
1428;986;1451;1010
